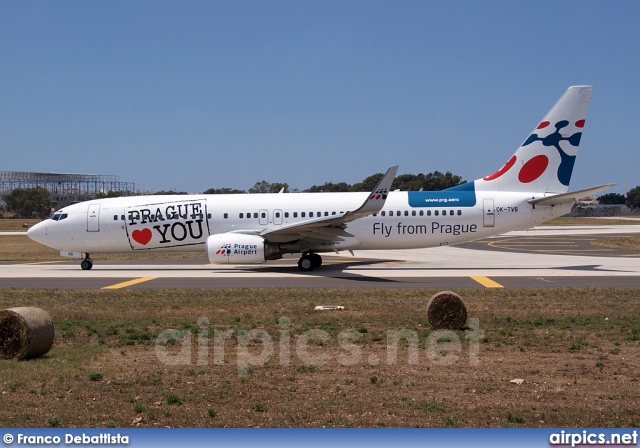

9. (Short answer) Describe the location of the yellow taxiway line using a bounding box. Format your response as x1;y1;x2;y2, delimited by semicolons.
101;277;157;290
470;276;504;288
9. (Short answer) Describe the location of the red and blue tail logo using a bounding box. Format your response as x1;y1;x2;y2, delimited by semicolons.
477;86;592;194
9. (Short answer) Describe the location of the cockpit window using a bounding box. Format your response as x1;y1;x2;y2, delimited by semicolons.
49;212;68;221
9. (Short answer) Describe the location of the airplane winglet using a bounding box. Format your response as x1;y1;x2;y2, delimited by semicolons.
351;165;398;215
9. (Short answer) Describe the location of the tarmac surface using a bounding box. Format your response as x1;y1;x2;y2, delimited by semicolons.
1;224;639;289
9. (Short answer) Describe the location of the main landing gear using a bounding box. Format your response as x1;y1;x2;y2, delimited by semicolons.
298;253;322;272
80;255;93;270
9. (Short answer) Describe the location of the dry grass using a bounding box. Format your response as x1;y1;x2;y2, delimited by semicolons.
1;288;639;428
590;236;640;251
542;217;640;226
0;219;41;231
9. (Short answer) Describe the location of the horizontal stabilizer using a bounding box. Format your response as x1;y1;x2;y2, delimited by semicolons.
528;184;615;206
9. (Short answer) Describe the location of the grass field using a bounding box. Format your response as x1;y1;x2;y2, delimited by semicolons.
539;217;640;226
0;218;42;231
1;288;639;428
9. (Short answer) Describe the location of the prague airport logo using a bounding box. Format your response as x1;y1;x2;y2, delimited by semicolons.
215;243;232;255
370;188;388;201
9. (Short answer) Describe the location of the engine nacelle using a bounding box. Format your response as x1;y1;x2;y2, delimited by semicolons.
207;233;281;264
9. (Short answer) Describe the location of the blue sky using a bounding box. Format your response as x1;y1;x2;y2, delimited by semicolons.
2;1;638;194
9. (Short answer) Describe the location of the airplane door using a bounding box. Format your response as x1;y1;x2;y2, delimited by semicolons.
87;204;101;232
273;209;283;225
483;199;495;227
259;209;268;225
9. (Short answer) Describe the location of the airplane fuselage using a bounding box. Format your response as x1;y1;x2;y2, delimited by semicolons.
26;86;604;271
29;188;569;256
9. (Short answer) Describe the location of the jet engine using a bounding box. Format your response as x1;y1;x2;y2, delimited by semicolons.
206;233;282;264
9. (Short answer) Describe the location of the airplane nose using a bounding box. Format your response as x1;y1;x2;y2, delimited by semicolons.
27;221;47;245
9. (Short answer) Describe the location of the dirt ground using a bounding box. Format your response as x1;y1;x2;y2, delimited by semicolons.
0;288;639;428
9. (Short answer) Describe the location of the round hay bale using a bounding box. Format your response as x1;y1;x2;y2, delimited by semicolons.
0;307;54;360
427;291;467;330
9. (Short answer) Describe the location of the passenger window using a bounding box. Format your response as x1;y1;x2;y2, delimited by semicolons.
275;212;281;218
113;215;118;221
419;210;423;216
254;213;258;218
389;211;394;216
121;215;125;220
457;210;462;216
285;212;289;218
332;211;336;215
261;212;266;218
301;212;305;218
442;210;446;216
309;212;313;217
381;211;386;216
324;212;328;216
239;213;244;218
427;210;431;216
207;213;212;219
450;210;454;216
293;212;298;218
435;210;439;216
224;213;228;219
404;211;409;216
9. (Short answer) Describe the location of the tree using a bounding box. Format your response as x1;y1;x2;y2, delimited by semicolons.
153;190;188;195
626;186;640;209
248;181;291;194
350;173;384;192
203;187;246;194
303;182;351;193
4;187;51;218
598;193;626;205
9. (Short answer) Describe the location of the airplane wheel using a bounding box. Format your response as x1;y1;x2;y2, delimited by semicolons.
310;253;322;269
298;255;314;272
81;259;93;270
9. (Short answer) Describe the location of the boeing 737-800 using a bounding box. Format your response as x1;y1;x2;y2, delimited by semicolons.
28;86;612;271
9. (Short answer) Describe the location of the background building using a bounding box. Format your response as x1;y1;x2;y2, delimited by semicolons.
0;171;135;210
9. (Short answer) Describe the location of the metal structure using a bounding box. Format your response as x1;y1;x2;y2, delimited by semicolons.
0;171;135;208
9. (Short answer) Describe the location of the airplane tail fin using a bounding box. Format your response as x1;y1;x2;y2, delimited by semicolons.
474;86;593;194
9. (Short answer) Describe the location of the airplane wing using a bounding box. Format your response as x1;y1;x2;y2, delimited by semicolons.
251;165;398;246
528;184;615;207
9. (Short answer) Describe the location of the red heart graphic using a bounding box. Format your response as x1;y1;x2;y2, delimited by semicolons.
132;228;152;245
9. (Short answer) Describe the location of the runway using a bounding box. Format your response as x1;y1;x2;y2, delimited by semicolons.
1;224;639;289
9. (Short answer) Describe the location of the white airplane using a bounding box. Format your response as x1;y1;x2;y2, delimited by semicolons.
28;86;612;271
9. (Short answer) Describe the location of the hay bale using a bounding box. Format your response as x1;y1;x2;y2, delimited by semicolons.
427;291;467;330
0;307;54;360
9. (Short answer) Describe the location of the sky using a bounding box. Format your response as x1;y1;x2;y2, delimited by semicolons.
1;1;639;194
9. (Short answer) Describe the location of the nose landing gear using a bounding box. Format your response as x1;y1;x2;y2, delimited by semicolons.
297;253;322;271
